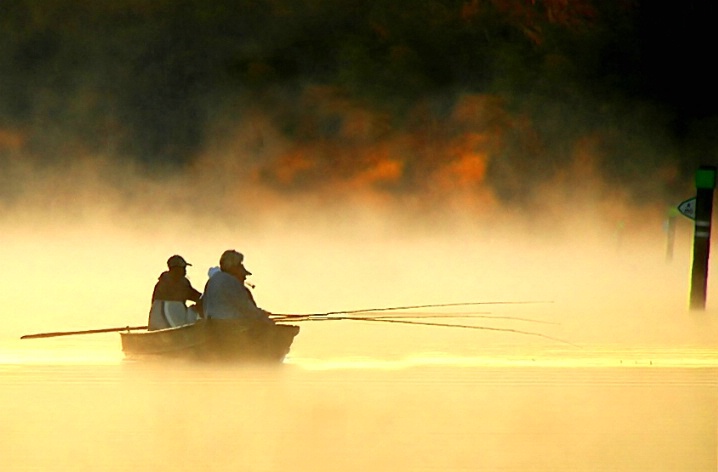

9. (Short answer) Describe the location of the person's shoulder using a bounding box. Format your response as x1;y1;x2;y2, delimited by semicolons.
215;271;243;287
205;270;228;286
214;270;233;281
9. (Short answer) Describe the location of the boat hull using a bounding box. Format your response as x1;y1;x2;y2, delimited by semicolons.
120;319;299;363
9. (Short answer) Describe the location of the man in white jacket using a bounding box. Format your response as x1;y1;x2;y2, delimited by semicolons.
201;250;273;325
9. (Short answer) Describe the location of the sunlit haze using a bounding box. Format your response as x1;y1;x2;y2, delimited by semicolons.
1;3;717;470
2;170;716;363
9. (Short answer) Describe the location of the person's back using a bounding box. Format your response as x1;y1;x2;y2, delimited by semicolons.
202;270;258;321
152;271;199;303
148;255;202;330
201;250;272;324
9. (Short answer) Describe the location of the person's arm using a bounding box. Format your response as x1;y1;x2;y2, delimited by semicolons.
184;278;202;303
188;286;202;303
244;287;274;324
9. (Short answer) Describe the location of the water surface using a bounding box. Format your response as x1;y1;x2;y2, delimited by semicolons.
2;341;715;472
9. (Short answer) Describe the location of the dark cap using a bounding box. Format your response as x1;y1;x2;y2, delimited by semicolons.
219;249;252;275
167;255;191;268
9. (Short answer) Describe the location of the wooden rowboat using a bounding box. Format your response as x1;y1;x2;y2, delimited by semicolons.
120;319;300;363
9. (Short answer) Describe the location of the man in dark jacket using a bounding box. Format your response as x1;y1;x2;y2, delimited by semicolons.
148;255;202;330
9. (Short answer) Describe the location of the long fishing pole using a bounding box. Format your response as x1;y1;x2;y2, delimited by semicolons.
363;314;558;324
272;312;558;325
271;312;489;321
273;300;554;318
294;316;578;347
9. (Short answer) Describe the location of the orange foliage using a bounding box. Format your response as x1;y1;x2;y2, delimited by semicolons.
351;156;404;188
461;0;481;22
0;128;25;151
541;0;597;28
272;151;316;185
444;153;488;186
489;0;600;43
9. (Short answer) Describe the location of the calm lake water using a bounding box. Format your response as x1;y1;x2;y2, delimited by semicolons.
1;339;716;472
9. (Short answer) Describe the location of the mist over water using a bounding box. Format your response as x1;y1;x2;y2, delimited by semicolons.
2;172;717;358
1;2;717;470
1;190;717;472
3;106;718;467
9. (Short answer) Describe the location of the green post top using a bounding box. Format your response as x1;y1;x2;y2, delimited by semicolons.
695;166;717;189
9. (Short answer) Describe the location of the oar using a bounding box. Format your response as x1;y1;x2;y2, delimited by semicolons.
272;300;553;318
21;325;148;340
297;316;579;347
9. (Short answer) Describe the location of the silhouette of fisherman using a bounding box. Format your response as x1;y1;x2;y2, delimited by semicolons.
201;250;273;324
147;255;202;330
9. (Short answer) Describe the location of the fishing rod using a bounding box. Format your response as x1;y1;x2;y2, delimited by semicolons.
272;300;554;318
299;316;578;347
355;313;558;324
272;312;558;325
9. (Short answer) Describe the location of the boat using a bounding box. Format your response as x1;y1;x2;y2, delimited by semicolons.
119;318;300;363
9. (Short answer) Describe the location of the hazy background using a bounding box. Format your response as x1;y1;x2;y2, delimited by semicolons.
1;1;716;214
1;0;717;351
1;4;717;470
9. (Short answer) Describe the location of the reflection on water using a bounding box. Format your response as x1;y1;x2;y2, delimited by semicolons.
1;346;716;472
0;337;125;365
3;334;718;368
294;346;718;370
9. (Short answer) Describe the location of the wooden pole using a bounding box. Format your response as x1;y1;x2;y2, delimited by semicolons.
689;165;716;311
21;325;147;339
